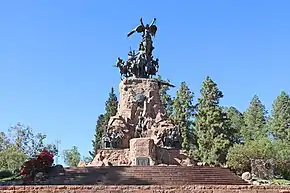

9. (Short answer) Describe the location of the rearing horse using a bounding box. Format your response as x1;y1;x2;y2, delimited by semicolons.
115;58;130;80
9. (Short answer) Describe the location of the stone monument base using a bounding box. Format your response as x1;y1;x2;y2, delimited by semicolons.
85;137;194;167
129;138;156;166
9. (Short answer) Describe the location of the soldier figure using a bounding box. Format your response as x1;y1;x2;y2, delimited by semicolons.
172;128;181;149
135;115;145;138
110;131;118;148
102;132;111;148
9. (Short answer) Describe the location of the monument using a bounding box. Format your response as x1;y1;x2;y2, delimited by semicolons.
89;18;192;166
0;18;251;190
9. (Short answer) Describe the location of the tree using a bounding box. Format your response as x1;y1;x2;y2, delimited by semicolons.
90;87;118;157
194;76;230;165
5;123;58;158
272;140;290;179
269;91;290;141
242;95;267;142
103;87;118;124
156;75;173;116
0;132;9;151
63;146;81;167
0;146;28;172
224;106;244;144
171;82;195;152
89;114;105;157
0;123;58;172
226;137;273;174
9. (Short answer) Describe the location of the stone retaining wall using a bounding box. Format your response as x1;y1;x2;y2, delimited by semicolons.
1;185;290;193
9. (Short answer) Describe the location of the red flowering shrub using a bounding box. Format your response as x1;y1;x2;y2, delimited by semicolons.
20;149;54;182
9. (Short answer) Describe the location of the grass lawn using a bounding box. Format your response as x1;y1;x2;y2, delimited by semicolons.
0;175;23;182
271;178;290;185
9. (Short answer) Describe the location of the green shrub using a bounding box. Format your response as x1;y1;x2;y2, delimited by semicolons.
226;138;274;174
272;140;290;179
0;170;14;179
0;146;28;172
226;144;250;174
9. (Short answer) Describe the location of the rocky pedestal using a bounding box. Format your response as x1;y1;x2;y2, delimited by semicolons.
88;75;191;167
107;77;179;149
86;77;193;166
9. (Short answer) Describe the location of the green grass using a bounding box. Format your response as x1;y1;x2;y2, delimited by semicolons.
0;175;23;182
271;178;290;185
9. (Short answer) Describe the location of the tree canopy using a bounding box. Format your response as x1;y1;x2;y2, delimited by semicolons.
0;123;59;172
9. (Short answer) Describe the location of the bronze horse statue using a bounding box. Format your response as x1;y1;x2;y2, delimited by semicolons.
114;57;130;80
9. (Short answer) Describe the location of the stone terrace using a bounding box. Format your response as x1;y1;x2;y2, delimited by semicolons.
1;185;290;193
13;166;247;186
60;166;248;185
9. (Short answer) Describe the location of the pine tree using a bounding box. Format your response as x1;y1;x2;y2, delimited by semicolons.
89;114;105;157
224;106;244;144
104;87;118;124
194;76;230;165
171;82;195;152
90;87;118;157
242;95;267;142
269;91;290;141
156;75;173;116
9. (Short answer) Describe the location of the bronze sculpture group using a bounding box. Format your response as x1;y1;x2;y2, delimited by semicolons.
115;18;159;79
102;130;124;149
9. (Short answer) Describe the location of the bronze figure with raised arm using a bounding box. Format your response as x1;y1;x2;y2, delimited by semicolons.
127;17;157;38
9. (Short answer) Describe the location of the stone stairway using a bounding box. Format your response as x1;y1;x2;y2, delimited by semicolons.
45;166;248;185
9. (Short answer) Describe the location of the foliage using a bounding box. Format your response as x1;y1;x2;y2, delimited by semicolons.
89;114;105;157
271;140;290;179
276;161;290;180
226;144;250;174
0;146;28;172
171;82;195;152
269;91;290;141
20;149;54;183
63;146;81;167
90;87;118;157
1;123;58;157
271;178;290;185
194;76;230;165
0;174;23;182
272;140;290;162
0;170;14;179
0;123;58;173
223;106;244;144
226;137;273;174
242;95;267;142
156;75;173;116
0;132;10;151
104;87;118;124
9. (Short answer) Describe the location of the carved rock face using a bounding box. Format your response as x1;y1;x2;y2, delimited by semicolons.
106;78;180;149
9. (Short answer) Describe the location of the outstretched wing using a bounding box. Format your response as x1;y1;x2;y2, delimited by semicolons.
127;25;144;37
149;25;157;37
127;29;135;37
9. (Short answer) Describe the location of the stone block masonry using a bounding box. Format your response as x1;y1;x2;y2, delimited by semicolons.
1;185;290;193
129;138;156;165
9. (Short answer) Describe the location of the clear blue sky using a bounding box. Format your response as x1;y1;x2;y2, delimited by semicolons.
0;1;289;165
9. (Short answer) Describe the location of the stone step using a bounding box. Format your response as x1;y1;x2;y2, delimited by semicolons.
64;167;236;173
64;173;241;179
44;166;248;185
